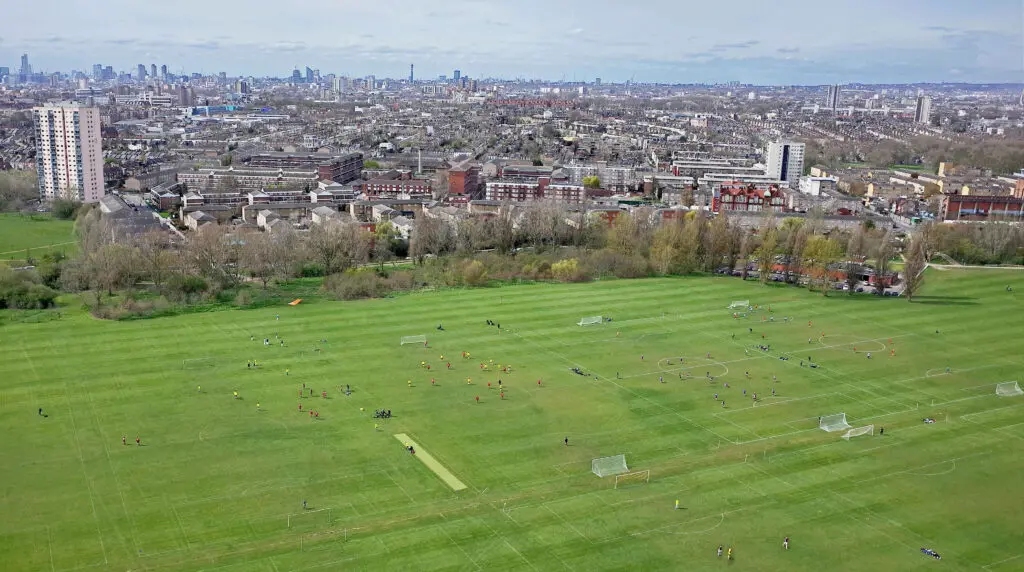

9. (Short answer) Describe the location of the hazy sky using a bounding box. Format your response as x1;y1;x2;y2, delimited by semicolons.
2;0;1021;84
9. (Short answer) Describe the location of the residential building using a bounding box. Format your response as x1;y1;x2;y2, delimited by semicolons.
765;140;805;188
940;185;1024;221
448;161;482;198
246;152;363;183
915;96;932;124
364;178;432;200
825;85;841;110
713;184;787;213
33;103;105;203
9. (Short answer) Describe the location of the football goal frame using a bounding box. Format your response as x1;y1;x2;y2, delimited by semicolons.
592;454;629;477
841;424;874;440
819;413;852;432
727;300;750;309
996;381;1023;397
286;508;333;529
182;357;217;370
614;470;650;488
578;316;603;326
400;335;427;346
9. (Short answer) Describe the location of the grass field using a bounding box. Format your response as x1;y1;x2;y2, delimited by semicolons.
2;270;1024;571
0;213;77;264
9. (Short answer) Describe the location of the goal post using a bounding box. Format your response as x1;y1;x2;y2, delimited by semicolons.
400;335;427;346
819;413;852;432
614;470;650;488
592;454;629;477
841;424;874;440
286;508;333;530
996;381;1023;397
727;300;750;309
578;316;603;326
182;357;217;370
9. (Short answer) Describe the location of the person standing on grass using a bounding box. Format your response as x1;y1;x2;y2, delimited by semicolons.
674;499;680;510
122;435;127;446
717;545;723;558
783;536;789;550
136;436;141;446
879;427;884;436
727;547;733;561
564;437;569;446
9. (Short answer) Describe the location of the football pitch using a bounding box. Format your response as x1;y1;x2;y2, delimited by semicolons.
1;270;1023;571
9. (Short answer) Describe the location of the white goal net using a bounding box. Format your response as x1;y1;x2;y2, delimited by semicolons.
578;316;603;326
287;508;332;530
592;454;629;477
819;413;852;432
841;425;874;440
727;300;750;309
400;335;427;346
996;381;1023;397
614;470;650;488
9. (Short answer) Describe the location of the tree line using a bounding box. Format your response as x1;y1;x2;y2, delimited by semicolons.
1;201;960;316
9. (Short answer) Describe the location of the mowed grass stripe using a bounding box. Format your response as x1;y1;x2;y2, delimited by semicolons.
393;433;468;491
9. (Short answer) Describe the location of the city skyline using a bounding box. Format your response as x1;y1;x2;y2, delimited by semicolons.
1;0;1021;84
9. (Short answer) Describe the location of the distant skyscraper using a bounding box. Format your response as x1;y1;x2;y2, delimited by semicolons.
0;67;9;79
409;64;414;83
151;64;157;79
765;140;805;187
235;79;249;94
33;104;105;203
914;96;932;124
92;64;102;81
453;69;461;81
160;64;167;79
366;75;376;90
305;67;314;82
20;53;30;75
825;85;840;110
291;68;302;83
595;77;601;86
137;64;147;80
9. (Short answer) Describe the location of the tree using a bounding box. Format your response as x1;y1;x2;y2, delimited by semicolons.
240;231;280;288
308;223;350;275
373;221;400;270
136;230;178;287
802;235;843;294
410;216;453;264
902;234;927;301
183;225;237;289
755;227;778;285
582;176;601;189
873;232;894;295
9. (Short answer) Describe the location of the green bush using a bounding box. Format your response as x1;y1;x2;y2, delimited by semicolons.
51;199;81;220
0;269;59;309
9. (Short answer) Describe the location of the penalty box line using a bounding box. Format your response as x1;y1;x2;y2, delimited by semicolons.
393;433;468;492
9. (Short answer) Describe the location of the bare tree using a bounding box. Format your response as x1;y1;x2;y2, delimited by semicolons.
240;231;278;288
902;234;927;301
137;231;178;287
183;225;236;288
410;215;454;264
874;232;893;295
755;227;778;285
308;222;353;275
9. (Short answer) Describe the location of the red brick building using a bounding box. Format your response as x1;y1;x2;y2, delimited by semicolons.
448;162;481;198
941;190;1024;221
713;184;787;213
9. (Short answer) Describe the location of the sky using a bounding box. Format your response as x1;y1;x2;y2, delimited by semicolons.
1;0;1022;84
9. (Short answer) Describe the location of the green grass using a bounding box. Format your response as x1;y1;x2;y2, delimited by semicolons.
2;270;1024;571
0;213;77;263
